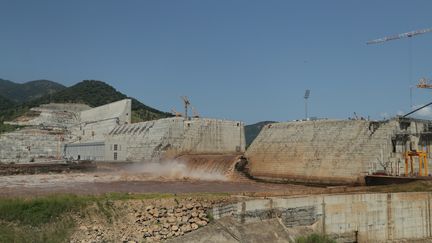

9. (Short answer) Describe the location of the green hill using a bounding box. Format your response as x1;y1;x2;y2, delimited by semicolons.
1;80;171;124
245;121;276;148
0;95;16;121
0;96;21;133
0;79;66;103
0;95;15;110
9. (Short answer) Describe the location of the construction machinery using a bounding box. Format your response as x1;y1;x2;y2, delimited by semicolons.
367;28;432;108
417;78;432;89
181;96;190;120
170;108;182;117
178;96;201;119
191;106;200;118
367;27;432;45
404;150;428;177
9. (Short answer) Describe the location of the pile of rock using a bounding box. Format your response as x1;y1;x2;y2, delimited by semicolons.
136;200;211;241
69;197;233;242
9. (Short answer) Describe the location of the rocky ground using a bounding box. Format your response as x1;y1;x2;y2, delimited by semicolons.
69;196;233;242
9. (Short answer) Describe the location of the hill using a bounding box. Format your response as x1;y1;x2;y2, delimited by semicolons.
0;95;16;121
4;80;171;123
245;121;276;147
0;79;66;103
0;95;15;111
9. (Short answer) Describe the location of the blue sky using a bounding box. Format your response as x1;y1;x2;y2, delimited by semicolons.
1;1;432;124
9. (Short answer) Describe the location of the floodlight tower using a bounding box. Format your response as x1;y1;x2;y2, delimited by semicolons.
304;89;310;120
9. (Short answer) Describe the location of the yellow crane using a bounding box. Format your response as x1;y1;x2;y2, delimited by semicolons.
170;108;182;117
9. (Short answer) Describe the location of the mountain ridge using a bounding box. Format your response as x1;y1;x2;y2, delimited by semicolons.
0;79;66;103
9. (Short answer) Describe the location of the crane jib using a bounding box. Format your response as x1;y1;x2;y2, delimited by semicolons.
367;28;432;45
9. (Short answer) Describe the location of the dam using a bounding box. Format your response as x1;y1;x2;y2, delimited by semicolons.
3;99;432;242
245;118;432;185
0;99;245;174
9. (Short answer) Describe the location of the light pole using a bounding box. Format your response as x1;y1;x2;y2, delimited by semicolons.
410;85;413;109
304;89;310;120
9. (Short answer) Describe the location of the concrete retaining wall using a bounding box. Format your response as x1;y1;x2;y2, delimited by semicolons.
245;118;432;185
212;192;432;242
0;128;64;163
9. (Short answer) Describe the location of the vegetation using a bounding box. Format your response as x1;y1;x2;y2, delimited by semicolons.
295;233;336;243
245;121;276;147
0;192;228;242
0;95;23;134
0;194;86;243
369;180;432;193
0;80;172;132
0;79;65;103
26;80;172;122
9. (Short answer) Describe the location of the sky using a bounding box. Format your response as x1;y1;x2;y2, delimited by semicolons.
1;1;432;124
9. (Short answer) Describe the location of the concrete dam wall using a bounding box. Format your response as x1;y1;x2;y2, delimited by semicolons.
210;192;432;242
0;128;63;163
245;118;432;185
104;117;246;162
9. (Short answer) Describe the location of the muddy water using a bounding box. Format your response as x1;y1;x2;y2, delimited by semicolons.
0;160;321;197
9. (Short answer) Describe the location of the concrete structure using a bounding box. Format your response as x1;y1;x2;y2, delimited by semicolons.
63;141;105;161
210;192;432;242
73;99;131;142
104;117;245;162
170;217;293;243
0;97;244;163
0;128;63;163
246;118;432;185
0;99;131;163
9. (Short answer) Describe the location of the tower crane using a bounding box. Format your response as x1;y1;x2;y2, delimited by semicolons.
181;96;190;120
367;27;432;45
170;108;182;117
367;28;432;106
191;106;200;118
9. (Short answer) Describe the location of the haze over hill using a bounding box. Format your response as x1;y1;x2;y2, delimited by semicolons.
0;79;66;103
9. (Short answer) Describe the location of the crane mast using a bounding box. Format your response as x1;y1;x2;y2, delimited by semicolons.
181;96;190;120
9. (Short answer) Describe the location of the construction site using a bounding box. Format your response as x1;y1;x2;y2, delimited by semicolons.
1;95;432;242
3;27;432;242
